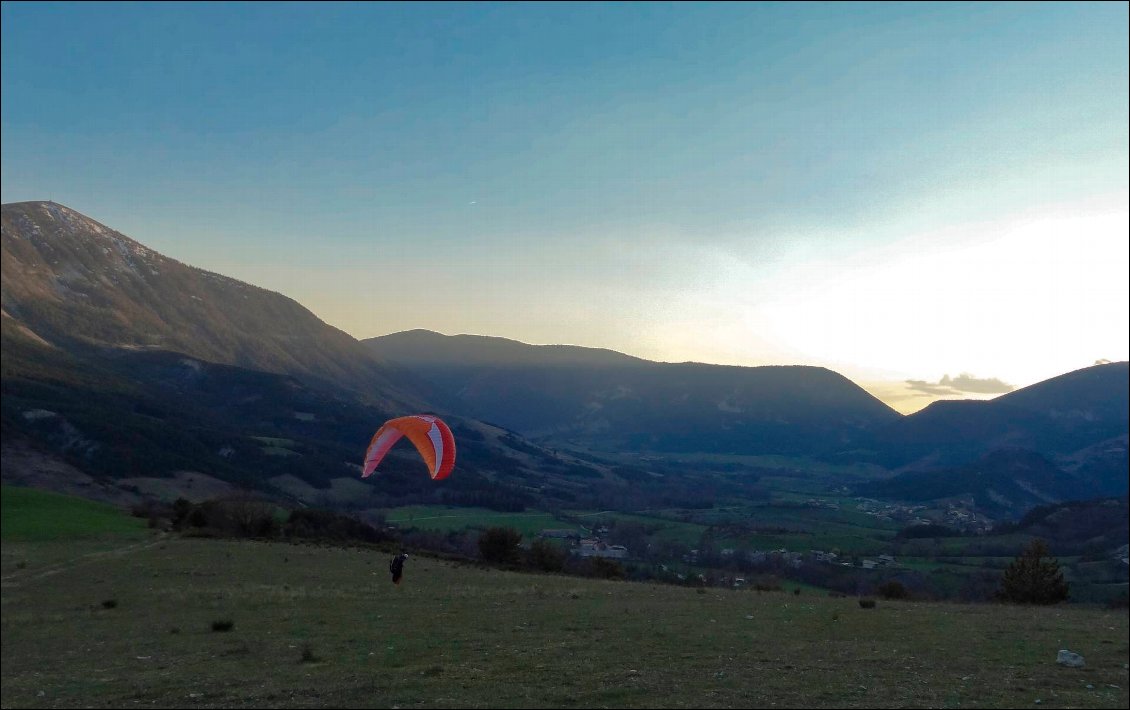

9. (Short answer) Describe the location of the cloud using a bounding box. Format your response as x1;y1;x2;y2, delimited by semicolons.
1095;358;1112;365
941;373;1016;394
905;373;1016;397
904;379;957;396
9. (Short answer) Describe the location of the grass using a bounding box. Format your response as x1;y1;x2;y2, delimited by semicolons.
2;535;1127;708
0;485;149;541
380;505;584;538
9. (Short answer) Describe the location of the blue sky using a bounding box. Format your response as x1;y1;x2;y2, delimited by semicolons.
3;2;1127;412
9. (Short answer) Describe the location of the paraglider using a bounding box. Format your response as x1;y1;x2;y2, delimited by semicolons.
362;414;456;481
389;552;409;585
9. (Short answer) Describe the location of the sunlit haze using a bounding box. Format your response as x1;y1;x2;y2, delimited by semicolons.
3;2;1127;413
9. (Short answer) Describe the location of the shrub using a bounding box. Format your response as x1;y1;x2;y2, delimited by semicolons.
478;527;523;565
101;599;118;609
877;580;910;600
284;508;390;544
859;598;877;609
995;538;1069;605
211;619;234;632
526;539;566;572
300;643;318;663
588;557;625;580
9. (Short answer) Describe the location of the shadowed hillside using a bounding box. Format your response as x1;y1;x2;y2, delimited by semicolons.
365;330;902;456
870;362;1129;498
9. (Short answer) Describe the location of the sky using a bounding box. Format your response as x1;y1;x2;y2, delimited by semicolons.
2;2;1127;414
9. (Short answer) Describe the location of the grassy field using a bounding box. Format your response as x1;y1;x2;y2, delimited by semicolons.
1;485;149;542
379;506;585;538
3;532;1128;709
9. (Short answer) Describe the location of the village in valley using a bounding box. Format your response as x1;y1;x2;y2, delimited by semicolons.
527;493;1002;590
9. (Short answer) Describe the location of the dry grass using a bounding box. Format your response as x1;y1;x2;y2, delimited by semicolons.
2;536;1127;708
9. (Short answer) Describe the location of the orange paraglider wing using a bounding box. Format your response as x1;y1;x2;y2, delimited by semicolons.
362;415;456;480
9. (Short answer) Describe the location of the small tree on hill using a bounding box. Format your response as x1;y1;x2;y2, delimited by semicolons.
995;538;1069;605
526;538;566;572
478;526;522;565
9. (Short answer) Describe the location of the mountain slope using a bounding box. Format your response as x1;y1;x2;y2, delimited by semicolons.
1;201;420;408
873;361;1129;490
0;202;769;512
855;448;1083;519
364;330;902;455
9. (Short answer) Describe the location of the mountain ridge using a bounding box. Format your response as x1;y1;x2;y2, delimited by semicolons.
3;201;1126;517
1;200;423;409
364;328;902;454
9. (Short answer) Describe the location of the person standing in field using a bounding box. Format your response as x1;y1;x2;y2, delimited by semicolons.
390;552;409;585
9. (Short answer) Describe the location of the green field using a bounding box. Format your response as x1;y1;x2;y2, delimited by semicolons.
1;485;149;541
380;506;586;538
2;533;1127;709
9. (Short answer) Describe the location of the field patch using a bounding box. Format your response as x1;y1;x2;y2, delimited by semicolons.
380;506;581;538
1;485;148;541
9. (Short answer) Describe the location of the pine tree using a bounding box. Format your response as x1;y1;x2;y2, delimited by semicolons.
995;538;1069;605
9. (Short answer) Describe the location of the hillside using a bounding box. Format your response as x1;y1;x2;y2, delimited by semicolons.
365;330;902;456
2;343;697;514
1;201;421;409
870;362;1129;497
855;448;1084;519
1012;496;1129;552
3;203;675;513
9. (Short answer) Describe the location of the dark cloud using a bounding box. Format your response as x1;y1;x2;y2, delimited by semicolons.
905;373;1015;397
905;379;958;396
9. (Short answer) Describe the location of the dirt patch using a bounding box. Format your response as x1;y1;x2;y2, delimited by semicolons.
115;471;236;503
0;438;141;508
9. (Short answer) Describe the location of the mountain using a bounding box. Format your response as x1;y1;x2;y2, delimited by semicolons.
364;329;902;456
855;448;1083;519
872;361;1129;495
0;202;554;509
1007;496;1129;555
1;201;420;409
4;201;1124;520
1;202;767;513
1;342;663;511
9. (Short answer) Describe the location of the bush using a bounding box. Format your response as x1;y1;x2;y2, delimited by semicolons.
211;619;234;632
526;539;566;572
995;538;1069;605
859;598;877;609
877;580;910;600
588;557;625;580
895;523;959;539
285;508;390;544
300;643;318;663
478;527;523;565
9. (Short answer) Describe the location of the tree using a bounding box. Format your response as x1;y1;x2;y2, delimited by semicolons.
995;538;1069;605
526;539;566;572
478;526;523;565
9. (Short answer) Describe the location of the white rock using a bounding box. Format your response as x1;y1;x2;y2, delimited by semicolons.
1056;649;1085;668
